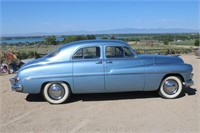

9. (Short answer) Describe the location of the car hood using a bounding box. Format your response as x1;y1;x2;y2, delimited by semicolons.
138;54;184;65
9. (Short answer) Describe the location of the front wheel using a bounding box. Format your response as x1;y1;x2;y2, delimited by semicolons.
43;82;70;104
159;76;183;99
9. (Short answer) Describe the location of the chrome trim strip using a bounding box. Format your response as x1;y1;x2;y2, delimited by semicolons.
26;71;188;80
105;73;145;76
146;71;187;74
74;73;145;77
26;74;72;80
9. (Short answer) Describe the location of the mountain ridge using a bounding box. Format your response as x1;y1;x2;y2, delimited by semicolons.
1;28;199;37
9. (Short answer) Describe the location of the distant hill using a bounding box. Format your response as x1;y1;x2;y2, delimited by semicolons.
1;28;199;37
96;28;199;34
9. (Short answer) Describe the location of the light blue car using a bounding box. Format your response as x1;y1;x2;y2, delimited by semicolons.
10;40;194;104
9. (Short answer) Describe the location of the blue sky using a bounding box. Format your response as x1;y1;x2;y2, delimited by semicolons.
0;0;199;35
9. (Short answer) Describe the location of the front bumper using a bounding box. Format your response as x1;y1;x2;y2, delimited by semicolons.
9;78;23;92
183;73;194;87
183;80;194;87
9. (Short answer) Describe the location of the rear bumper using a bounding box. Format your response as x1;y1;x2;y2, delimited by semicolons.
9;78;23;92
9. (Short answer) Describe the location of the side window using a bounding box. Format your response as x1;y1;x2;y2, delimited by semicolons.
106;46;123;58
84;47;100;59
124;47;134;58
73;47;100;59
73;49;83;59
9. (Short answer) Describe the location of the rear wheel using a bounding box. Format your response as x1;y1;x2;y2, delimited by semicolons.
159;76;183;99
43;82;70;104
9;66;14;74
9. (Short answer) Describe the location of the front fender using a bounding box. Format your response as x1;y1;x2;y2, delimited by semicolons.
144;63;193;91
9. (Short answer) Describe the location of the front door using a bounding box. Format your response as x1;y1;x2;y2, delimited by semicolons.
104;46;145;92
73;46;104;93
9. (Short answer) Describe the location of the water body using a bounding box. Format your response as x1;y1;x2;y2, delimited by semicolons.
0;35;131;44
0;37;64;44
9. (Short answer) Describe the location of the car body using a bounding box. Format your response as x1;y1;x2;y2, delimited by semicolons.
10;40;194;104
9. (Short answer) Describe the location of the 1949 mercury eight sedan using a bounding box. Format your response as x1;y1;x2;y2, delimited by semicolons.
10;40;194;104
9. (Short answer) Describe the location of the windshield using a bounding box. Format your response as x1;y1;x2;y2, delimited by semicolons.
46;48;60;58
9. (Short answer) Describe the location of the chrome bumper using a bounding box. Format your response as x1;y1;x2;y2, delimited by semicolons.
183;80;194;87
9;78;23;92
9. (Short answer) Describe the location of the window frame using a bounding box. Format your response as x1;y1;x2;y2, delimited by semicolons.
72;46;101;60
105;46;134;59
123;47;135;58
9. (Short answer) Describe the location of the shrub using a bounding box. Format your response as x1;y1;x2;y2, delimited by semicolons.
44;36;57;45
63;35;96;43
194;39;199;46
18;51;27;59
27;50;35;58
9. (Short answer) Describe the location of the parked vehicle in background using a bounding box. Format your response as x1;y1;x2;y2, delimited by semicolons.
0;52;24;74
195;47;200;57
10;40;194;104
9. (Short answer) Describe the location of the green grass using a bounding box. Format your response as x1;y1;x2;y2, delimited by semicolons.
0;43;193;60
129;43;192;54
170;39;195;46
129;43;186;49
0;44;60;54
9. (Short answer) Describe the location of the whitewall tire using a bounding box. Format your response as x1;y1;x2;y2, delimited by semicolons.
43;82;70;104
159;76;183;99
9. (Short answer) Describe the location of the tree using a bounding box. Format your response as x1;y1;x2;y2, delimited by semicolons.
63;35;83;43
44;36;56;45
163;40;169;45
63;35;96;44
194;39;199;46
134;38;140;42
110;35;116;40
86;35;96;40
101;36;108;40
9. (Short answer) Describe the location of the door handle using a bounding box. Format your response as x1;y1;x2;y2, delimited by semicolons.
96;61;103;64
106;61;113;64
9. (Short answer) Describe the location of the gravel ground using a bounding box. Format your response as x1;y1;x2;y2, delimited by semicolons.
0;54;199;133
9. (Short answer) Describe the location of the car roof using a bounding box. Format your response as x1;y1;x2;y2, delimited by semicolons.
61;40;128;49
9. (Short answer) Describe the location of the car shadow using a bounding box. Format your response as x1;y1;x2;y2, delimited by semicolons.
26;93;45;102
68;91;159;103
26;91;160;103
179;87;197;97
26;87;197;104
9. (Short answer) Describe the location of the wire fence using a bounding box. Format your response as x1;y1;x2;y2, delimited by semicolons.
135;48;193;55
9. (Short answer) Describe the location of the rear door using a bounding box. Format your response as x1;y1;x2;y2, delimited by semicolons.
104;46;145;91
73;46;105;93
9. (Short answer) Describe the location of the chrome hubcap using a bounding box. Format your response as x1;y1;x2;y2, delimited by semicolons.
48;84;65;100
163;80;179;95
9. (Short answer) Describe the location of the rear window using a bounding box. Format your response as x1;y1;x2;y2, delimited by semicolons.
46;48;60;58
73;47;100;59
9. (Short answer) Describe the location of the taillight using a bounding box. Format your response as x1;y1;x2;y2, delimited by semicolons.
15;78;20;82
